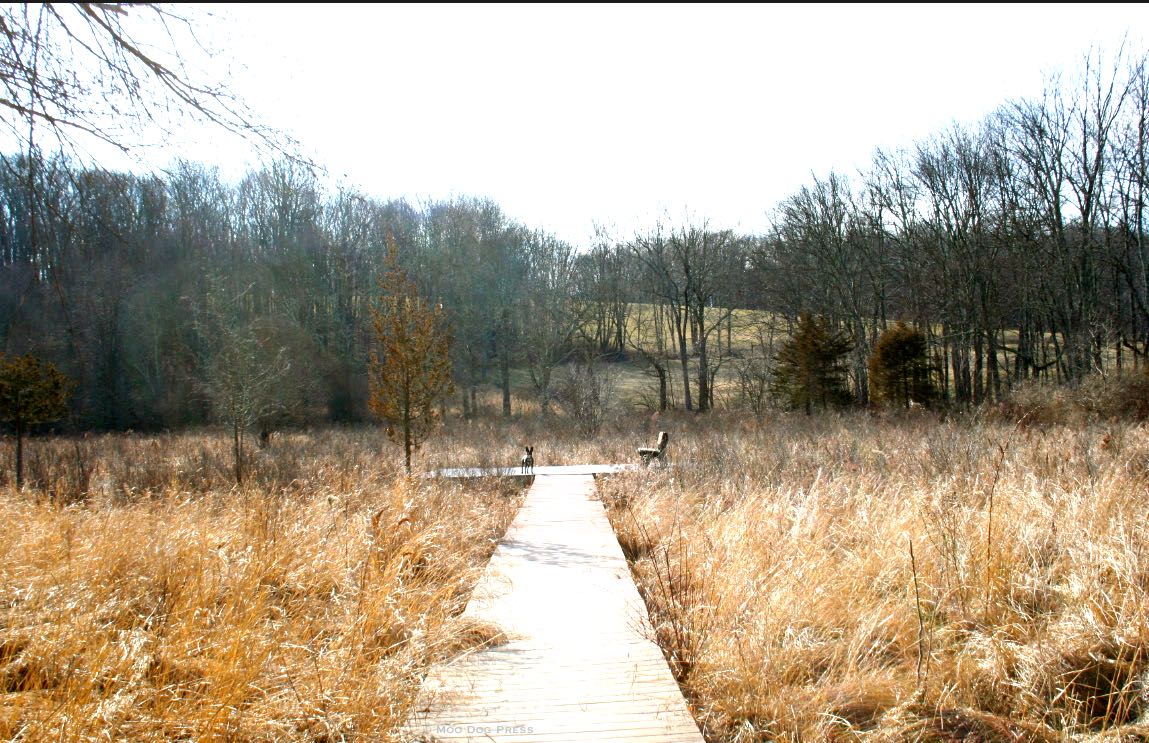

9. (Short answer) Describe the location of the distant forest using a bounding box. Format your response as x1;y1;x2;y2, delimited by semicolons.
2;49;1148;430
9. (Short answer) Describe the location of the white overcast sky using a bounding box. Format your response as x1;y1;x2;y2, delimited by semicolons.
152;3;1149;247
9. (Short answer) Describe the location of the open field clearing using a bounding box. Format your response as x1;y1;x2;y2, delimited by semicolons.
0;7;1144;742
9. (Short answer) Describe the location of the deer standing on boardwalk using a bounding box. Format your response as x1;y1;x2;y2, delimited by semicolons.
638;431;668;467
521;446;534;473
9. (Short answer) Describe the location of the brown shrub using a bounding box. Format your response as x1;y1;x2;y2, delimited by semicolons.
992;372;1149;427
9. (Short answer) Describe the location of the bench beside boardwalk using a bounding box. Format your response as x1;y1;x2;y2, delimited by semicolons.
404;472;704;743
432;464;642;479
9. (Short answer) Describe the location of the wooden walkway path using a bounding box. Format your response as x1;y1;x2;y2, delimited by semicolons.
404;473;704;743
431;464;642;479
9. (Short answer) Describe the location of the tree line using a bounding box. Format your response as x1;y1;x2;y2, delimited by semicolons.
0;46;1147;431
750;47;1149;407
0;155;606;430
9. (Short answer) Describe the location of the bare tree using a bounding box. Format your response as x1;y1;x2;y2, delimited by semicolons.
0;4;289;161
574;235;631;358
521;230;583;416
1113;54;1149;362
552;351;618;434
631;223;699;410
772;173;881;404
732;314;785;415
1004;48;1131;382
195;279;292;486
627;300;673;412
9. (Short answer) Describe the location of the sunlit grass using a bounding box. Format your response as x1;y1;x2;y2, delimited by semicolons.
423;395;1149;740
4;375;1148;741
599;411;1149;741
0;430;521;741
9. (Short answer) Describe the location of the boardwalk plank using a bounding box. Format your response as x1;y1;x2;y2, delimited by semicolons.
404;474;703;743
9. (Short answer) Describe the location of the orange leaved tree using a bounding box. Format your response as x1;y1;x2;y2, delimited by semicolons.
868;321;937;409
368;236;454;473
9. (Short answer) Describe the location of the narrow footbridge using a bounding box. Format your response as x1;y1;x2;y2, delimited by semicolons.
433;464;641;478
405;470;703;742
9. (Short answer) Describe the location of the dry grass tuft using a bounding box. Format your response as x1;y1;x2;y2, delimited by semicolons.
1025;631;1149;730
887;705;1059;743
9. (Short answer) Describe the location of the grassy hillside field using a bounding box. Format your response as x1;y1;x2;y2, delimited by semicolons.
491;306;1114;419
1;381;1148;740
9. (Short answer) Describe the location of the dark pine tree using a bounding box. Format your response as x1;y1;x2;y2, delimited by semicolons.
773;313;853;415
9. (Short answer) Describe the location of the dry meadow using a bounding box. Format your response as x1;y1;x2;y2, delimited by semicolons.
2;384;1149;741
0;429;521;741
599;407;1149;741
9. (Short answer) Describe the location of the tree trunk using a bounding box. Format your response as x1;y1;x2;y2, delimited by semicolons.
233;419;243;486
674;311;693;412
987;328;1000;400
614;307;626;355
657;364;668;412
853;317;869;406
14;421;24;490
973;332;984;405
696;337;710;412
940;331;950;402
952;337;971;405
501;354;511;417
403;411;412;473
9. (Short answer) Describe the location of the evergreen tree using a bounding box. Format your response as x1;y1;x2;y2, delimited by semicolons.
0;355;72;489
772;313;853;415
868;322;936;409
368;235;454;473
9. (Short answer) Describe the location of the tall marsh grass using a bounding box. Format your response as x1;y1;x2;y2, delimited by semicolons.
6;390;1149;742
416;401;1149;740
601;412;1149;741
0;428;521;741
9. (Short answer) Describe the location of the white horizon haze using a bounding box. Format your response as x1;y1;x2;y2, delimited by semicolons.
79;3;1149;247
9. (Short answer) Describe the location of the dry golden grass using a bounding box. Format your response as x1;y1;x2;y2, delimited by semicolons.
6;387;1149;742
598;411;1149;741
419;395;1149;740
0;429;521;741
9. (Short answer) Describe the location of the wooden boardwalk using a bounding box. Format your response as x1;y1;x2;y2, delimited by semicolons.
404;474;704;743
432;464;642;479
